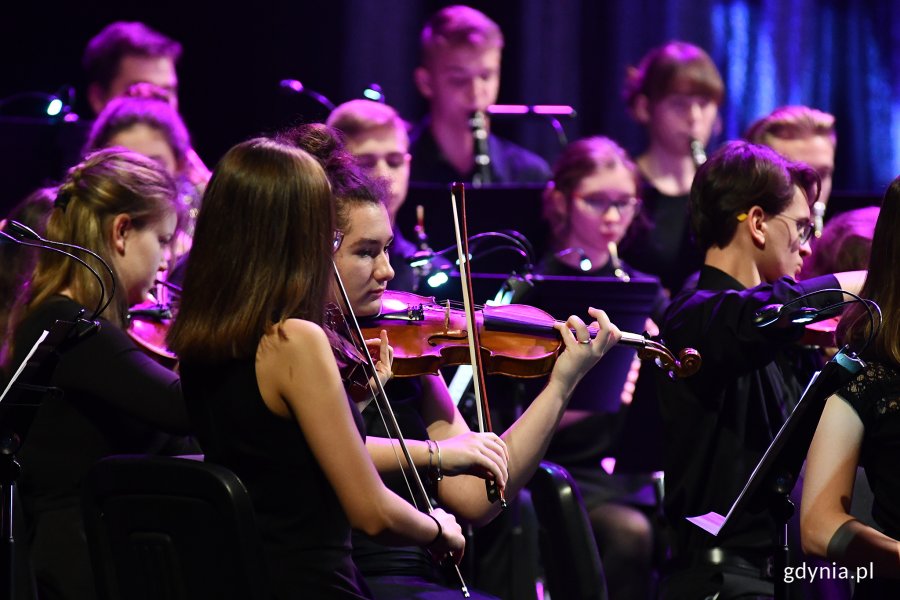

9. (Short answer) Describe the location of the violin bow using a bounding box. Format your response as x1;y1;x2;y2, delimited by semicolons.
449;182;507;509
330;261;471;598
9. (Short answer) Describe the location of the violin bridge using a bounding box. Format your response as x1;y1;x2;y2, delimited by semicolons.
444;301;451;330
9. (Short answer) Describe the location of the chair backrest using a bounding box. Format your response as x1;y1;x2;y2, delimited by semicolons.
527;461;608;600
82;455;269;600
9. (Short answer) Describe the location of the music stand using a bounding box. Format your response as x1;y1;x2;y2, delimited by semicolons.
398;184;548;273
1;316;89;600
528;275;660;412
686;347;866;599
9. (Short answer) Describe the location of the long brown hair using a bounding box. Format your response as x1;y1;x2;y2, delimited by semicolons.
167;138;334;363
16;149;175;327
838;177;900;363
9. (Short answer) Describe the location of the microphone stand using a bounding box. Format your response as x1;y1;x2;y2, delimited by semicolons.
1;314;97;600
1;222;110;598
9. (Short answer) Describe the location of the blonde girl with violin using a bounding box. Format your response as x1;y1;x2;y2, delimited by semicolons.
167;137;464;600
284;123;621;599
4;148;193;600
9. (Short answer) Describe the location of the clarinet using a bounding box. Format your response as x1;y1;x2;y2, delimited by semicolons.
811;201;825;239
469;111;492;187
412;205;434;287
690;138;707;167
608;241;631;282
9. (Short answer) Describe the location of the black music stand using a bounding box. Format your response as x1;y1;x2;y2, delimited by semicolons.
686;347;866;599
398;184;548;273
0;315;92;600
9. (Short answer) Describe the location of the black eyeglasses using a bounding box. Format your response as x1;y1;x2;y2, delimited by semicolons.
773;214;815;245
576;194;640;214
354;152;410;170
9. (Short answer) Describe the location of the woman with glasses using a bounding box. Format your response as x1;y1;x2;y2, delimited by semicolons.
657;141;867;599
528;135;666;600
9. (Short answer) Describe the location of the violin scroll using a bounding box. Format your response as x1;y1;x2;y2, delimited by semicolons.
620;333;702;379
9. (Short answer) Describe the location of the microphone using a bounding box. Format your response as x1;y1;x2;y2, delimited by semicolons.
555;247;592;272
690;138;707;167
4;220;113;321
753;302;847;329
406;250;435;268
278;79;335;111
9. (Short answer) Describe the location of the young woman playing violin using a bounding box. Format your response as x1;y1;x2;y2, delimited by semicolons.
284;124;622;599
4;149;192;600
168;137;465;600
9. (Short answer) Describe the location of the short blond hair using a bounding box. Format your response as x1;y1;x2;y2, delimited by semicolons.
420;5;503;67
744;105;836;147
326;99;409;142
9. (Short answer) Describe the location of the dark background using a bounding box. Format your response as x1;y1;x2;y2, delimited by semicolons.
3;0;898;212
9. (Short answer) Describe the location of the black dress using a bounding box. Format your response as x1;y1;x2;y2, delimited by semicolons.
835;361;900;599
180;356;372;599
353;377;498;600
619;183;703;295
11;295;193;600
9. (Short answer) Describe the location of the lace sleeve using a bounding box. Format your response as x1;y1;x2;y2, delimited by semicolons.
837;362;900;424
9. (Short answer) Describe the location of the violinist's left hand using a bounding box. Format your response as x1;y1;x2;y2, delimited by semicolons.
551;307;621;392
365;329;394;387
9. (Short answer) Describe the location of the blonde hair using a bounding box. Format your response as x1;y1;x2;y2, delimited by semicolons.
420;5;503;67
744;105;836;147
16;149;176;330
326;99;409;142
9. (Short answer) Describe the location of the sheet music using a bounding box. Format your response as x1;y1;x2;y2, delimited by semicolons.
0;329;49;403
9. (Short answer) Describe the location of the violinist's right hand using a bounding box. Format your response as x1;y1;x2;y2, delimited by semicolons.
435;432;509;490
427;508;465;564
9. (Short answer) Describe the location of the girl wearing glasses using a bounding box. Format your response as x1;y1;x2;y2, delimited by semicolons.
533;135;666;600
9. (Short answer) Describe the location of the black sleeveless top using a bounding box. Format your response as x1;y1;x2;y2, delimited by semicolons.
180;357;371;599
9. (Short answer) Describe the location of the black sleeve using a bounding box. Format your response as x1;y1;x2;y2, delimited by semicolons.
665;274;843;370
50;319;190;434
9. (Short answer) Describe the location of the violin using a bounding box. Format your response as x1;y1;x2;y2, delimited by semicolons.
359;290;701;380
126;280;181;369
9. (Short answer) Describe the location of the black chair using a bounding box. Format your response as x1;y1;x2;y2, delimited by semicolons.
82;455;270;600
527;461;608;600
